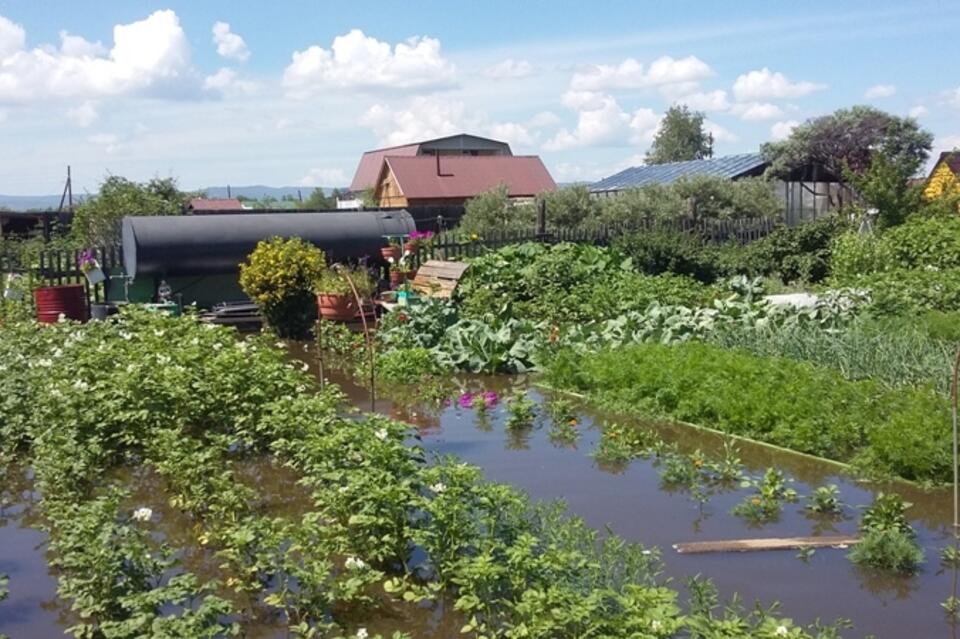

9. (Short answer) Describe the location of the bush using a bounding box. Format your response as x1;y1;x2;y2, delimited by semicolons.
613;229;725;283
848;529;924;574
455;242;710;323
854;267;960;315
459;185;536;235
376;347;444;383
545;341;951;483
832;215;960;282
737;217;847;283
239;237;327;338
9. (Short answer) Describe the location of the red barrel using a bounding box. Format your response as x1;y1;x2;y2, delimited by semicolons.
34;284;88;324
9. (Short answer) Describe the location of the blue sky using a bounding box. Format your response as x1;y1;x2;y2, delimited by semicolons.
0;0;957;194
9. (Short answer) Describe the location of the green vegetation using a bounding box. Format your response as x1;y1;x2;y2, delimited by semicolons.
545;342;951;484
849;494;923;574
645;104;714;165
71;175;191;245
238;236;327;338
0;311;851;639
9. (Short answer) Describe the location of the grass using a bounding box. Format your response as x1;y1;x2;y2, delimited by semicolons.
545;342;951;485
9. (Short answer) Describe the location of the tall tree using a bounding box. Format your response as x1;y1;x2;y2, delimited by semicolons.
645;105;714;165
762;105;933;179
71;176;189;245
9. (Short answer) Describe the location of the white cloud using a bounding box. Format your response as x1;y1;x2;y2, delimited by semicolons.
361;97;474;146
0;10;191;103
864;84;896;99
203;67;257;96
300;167;348;187
672;89;729;111
545;91;660;151
732;68;824;101
283;29;456;95
730;101;784;121
212;22;249;62
770;120;800;141
486;122;536;147
58;30;106;57
909;105;928;118
528;111;561;128
87;132;125;155
704;120;737;142
0;109;7;125
67;101;99;127
570;55;712;92
484;58;534;79
0;14;25;58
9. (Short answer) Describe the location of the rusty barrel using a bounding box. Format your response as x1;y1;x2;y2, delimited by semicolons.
34;284;88;324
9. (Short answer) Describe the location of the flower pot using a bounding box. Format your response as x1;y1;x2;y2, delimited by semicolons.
389;271;415;288
34;284;88;324
381;246;401;262
83;266;106;285
317;293;357;321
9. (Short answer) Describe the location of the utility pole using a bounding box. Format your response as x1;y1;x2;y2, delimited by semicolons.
67;165;73;212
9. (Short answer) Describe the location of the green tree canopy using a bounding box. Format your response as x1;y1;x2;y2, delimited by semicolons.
71;176;190;245
762;105;933;179
645;105;714;165
301;187;333;209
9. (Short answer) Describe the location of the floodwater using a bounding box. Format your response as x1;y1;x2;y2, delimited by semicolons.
1;351;957;639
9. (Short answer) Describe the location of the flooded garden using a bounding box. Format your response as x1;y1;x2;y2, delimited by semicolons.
3;217;960;639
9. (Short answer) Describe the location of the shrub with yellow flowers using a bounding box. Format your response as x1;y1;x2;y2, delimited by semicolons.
239;236;327;338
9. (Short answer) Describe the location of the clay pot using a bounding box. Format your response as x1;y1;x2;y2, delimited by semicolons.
381;246;401;262
317;293;357;321
389;271;415;287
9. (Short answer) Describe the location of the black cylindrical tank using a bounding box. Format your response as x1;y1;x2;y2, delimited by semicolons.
122;210;416;278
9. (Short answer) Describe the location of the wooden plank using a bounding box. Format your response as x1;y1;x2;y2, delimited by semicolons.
673;535;860;554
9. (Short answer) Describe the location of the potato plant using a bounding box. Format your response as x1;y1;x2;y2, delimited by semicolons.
0;311;851;638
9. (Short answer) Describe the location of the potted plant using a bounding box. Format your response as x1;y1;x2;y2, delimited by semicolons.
387;251;415;288
316;265;375;321
381;237;403;262
403;230;434;254
78;249;106;285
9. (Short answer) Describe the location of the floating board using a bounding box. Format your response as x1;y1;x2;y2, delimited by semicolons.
673;535;860;554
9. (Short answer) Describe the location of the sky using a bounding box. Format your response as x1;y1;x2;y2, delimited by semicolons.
0;0;958;195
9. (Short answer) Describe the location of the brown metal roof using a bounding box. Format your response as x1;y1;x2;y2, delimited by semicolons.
382;155;556;200
349;143;422;192
188;198;245;211
937;151;960;175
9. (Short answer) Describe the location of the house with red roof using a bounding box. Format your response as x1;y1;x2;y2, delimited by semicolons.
349;133;514;194
186;197;248;213
373;155;557;208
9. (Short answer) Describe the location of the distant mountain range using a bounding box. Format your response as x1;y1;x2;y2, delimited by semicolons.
0;185;342;211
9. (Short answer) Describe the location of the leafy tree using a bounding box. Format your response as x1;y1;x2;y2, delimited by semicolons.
301;188;333;209
71;176;189;245
763;105;933;180
645;105;714;165
845;152;922;228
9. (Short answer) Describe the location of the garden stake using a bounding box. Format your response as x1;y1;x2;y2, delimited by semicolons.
335;264;376;411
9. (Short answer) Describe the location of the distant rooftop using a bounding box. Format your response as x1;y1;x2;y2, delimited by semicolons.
187;197;245;212
591;153;767;193
381;155;556;200
350;133;512;192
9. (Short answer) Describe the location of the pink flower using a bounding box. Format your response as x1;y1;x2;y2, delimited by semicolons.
457;392;474;408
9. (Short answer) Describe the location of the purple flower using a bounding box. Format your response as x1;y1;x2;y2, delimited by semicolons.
78;249;96;268
457;392;474;408
481;391;499;407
